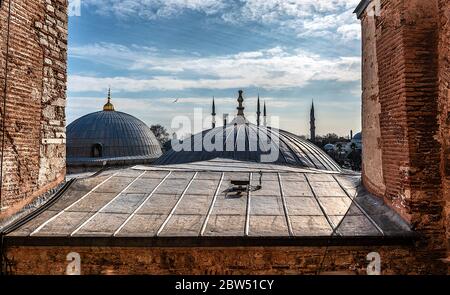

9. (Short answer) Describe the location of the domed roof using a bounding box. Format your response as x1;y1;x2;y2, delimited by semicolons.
353;132;362;141
156;124;341;172
156;90;340;172
67;93;162;165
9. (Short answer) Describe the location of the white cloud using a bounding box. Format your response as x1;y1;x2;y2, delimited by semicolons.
234;0;359;21
69;42;158;69
83;0;227;19
83;0;362;40
69;43;360;92
337;23;361;41
292;7;360;39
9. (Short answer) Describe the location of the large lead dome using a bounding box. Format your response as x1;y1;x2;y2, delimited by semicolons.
156;125;341;172
67;91;162;166
156;91;341;172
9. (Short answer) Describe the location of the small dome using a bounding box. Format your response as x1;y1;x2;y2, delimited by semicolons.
353;132;362;141
67;93;162;166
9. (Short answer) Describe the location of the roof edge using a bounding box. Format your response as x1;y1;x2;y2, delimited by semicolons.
67;155;160;167
354;0;372;19
3;235;417;248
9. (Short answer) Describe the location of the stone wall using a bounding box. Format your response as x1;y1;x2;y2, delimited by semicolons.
4;245;444;275
0;0;67;218
360;5;385;198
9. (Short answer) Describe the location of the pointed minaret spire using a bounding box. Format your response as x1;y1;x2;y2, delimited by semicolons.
103;88;115;111
211;97;216;128
256;94;261;126
263;101;267;126
310;100;316;143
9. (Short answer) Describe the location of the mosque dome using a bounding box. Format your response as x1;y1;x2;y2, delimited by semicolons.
353;132;362;141
67;90;162;167
156;91;341;172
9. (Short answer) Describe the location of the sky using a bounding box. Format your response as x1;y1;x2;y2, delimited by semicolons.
67;0;363;137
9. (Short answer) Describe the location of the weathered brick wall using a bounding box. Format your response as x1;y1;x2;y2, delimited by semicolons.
4;245;444;275
359;0;448;269
438;0;450;259
0;0;67;218
372;0;412;219
401;0;446;264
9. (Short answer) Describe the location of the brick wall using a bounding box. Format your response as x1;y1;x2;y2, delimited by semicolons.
438;0;450;259
373;0;412;219
0;0;67;218
359;0;448;269
401;0;446;264
4;245;443;275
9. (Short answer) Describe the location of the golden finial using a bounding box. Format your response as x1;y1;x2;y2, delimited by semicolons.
103;88;115;111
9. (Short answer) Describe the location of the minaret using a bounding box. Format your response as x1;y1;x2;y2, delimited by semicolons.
211;97;216;128
263;101;267;126
237;90;245;117
103;88;115;111
310;100;316;143
256;94;261;126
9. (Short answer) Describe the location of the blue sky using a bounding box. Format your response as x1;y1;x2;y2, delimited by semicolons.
68;0;362;137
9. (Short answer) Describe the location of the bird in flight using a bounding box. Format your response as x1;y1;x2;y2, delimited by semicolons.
173;98;179;103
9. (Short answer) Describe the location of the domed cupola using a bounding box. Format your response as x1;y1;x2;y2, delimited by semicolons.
67;90;162;167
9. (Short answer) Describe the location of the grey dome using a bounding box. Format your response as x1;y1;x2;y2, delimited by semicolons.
156;124;341;172
353;132;362;141
67;110;162;165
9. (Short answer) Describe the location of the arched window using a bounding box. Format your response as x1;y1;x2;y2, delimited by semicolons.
92;143;103;158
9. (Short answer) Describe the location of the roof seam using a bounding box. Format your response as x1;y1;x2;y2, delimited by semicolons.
30;172;119;236
278;173;294;237
156;172;198;237
200;172;225;236
113;171;173;236
304;174;339;236
70;171;147;237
